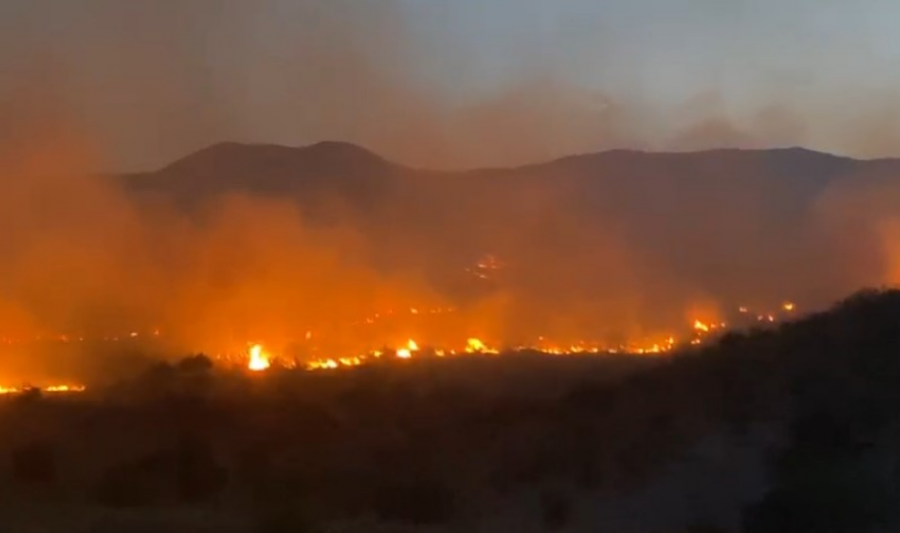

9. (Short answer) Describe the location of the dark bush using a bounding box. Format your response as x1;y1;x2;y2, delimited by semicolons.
370;476;456;525
96;463;155;508
539;490;571;530
15;386;42;405
11;441;56;485
177;353;214;374
174;434;229;503
255;503;319;533
685;523;726;533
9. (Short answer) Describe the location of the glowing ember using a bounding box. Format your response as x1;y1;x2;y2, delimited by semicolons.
247;344;271;371
465;337;498;354
268;301;796;373
0;384;86;395
2;299;801;381
466;338;487;353
307;358;339;370
396;339;418;359
44;384;86;393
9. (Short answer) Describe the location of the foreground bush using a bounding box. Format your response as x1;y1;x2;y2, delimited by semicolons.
11;441;56;485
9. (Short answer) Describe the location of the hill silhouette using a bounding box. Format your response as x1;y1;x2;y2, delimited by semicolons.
129;142;863;209
127;141;398;215
121;142;900;312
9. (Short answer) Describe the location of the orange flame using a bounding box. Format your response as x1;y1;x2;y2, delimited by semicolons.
247;344;271;371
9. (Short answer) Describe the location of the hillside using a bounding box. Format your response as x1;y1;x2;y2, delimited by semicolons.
3;289;900;532
122;143;900;312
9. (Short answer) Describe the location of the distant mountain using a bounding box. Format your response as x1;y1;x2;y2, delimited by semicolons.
125;143;871;216
121;142;900;310
126;141;399;210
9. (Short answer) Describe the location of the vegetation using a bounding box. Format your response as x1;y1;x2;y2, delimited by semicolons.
4;289;900;531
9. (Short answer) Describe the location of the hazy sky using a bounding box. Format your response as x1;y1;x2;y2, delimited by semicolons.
2;0;900;169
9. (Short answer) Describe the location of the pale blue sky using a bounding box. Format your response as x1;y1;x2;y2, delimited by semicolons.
2;0;900;168
398;0;900;102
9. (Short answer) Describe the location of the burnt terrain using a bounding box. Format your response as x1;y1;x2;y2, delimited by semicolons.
3;288;900;532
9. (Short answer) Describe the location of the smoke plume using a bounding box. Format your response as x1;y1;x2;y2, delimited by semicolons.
0;0;898;383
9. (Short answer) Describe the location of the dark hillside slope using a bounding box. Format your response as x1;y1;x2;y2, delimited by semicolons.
622;288;900;532
492;288;900;531
122;143;900;312
126;141;401;216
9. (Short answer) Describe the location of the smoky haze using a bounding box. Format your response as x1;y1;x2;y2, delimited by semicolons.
1;0;900;382
3;0;900;170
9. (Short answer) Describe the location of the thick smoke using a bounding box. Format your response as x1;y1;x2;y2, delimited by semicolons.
0;0;899;383
0;100;450;382
3;0;900;170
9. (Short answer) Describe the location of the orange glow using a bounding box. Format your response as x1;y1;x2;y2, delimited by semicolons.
247;344;271;371
0;300;801;380
0;384;85;395
465;337;498;354
44;384;86;393
307;358;339;370
394;338;419;359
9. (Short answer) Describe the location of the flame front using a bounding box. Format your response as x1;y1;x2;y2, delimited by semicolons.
0;300;800;383
396;339;418;359
465;338;498;354
247;344;271;371
0;384;86;396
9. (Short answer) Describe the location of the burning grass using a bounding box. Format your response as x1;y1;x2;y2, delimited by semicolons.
0;299;798;394
0;289;891;532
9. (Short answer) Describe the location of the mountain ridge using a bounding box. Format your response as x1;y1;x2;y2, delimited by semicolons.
157;142;886;175
157;139;394;176
118;141;900;313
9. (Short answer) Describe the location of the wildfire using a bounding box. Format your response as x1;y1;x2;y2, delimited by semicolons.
0;384;86;396
465;338;498;354
291;300;801;373
467;253;505;281
44;384;86;393
307;359;339;370
396;339;418;359
0;300;803;382
247;344;271;371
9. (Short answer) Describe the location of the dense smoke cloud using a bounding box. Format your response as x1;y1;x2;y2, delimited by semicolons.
1;0;900;383
2;0;900;170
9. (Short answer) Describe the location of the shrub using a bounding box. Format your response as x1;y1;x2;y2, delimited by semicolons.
174;434;229;503
96;463;155;508
370;476;456;525
539;490;572;530
255;503;319;533
11;441;56;485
